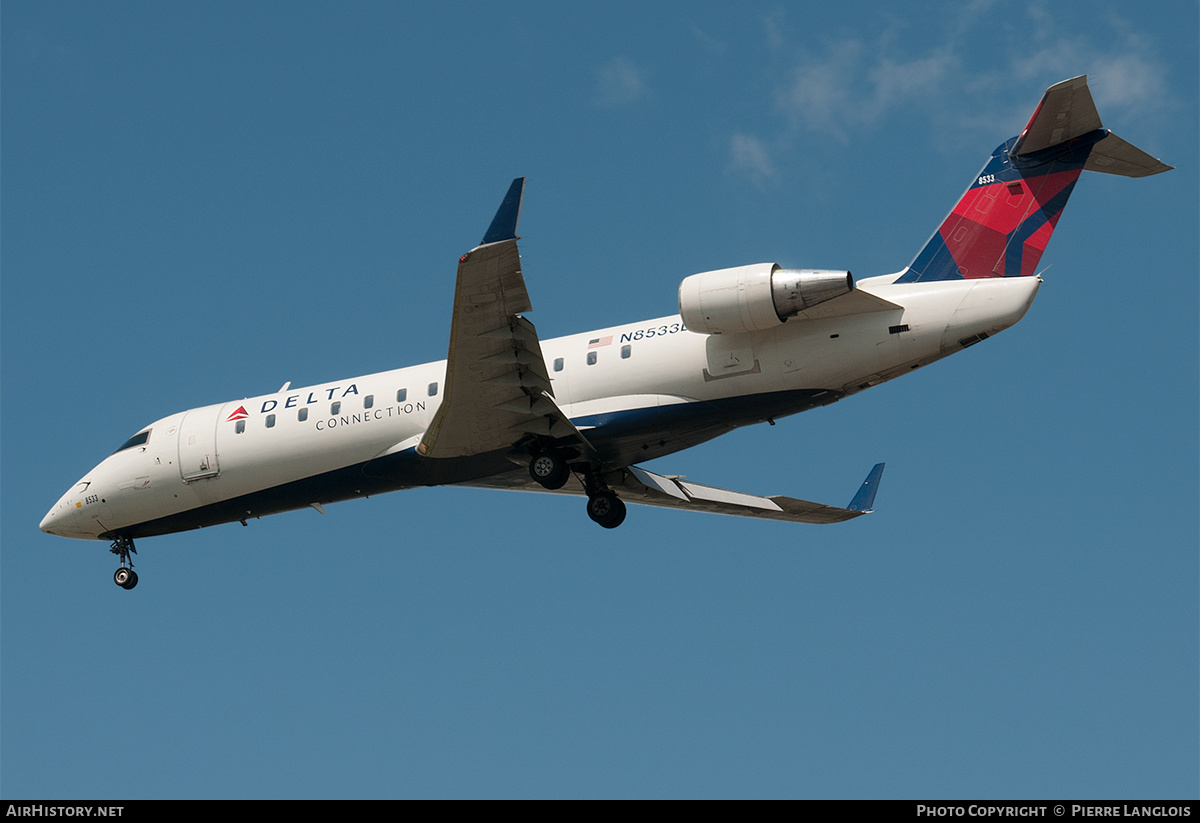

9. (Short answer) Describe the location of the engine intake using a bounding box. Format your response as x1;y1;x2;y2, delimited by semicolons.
678;263;854;334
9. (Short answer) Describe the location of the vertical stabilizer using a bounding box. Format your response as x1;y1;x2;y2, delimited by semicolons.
898;76;1171;284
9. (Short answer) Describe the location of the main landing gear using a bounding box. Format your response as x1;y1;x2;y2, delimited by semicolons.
581;471;626;529
527;447;626;529
586;490;626;529
528;449;570;490
110;535;138;590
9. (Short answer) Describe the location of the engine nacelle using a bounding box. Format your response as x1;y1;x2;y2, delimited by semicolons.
678;263;855;334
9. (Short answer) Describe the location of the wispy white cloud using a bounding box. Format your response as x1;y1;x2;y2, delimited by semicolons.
727;133;777;187
1010;30;1166;114
774;40;957;141
688;22;727;56
775;50;857;142
750;5;1169;163
595;56;648;107
761;9;786;52
1087;51;1166;111
959;24;1169;137
867;55;956;112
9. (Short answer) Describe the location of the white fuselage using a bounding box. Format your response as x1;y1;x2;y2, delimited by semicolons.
40;274;1039;541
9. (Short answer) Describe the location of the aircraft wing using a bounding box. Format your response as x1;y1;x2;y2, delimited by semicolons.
418;178;594;460
463;462;885;525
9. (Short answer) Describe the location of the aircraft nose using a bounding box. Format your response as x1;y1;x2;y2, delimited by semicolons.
39;485;93;540
40;501;72;535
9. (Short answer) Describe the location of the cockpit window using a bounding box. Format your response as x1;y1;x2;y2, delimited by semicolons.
113;430;150;454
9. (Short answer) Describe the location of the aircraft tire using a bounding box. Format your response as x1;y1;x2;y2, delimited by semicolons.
530;452;570;490
114;568;138;590
587;493;626;529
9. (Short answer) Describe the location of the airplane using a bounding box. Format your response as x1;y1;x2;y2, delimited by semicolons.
40;75;1171;589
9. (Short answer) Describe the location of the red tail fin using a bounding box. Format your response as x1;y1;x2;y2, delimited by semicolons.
898;76;1170;284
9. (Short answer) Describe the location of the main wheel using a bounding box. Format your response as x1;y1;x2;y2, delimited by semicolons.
586;492;627;529
529;452;570;490
114;568;138;589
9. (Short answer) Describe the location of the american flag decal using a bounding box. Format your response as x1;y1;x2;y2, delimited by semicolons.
588;336;612;349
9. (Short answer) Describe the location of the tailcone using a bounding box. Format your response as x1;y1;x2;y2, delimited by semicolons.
941;277;1041;352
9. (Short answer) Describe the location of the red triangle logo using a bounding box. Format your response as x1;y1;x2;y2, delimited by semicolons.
226;406;249;422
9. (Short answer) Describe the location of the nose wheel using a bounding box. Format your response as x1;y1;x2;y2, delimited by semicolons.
109;535;139;590
113;567;139;589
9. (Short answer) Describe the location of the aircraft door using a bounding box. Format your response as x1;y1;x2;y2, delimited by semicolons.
548;353;572;407
178;406;221;481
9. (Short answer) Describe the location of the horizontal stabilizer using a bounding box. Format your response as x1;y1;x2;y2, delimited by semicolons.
1011;75;1101;157
1010;75;1171;176
1084;132;1173;177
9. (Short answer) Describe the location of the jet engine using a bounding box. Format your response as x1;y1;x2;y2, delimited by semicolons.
678;263;855;335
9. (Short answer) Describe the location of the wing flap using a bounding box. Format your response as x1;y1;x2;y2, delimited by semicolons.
674;479;784;511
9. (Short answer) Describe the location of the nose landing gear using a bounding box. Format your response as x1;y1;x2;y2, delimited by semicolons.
109;535;138;590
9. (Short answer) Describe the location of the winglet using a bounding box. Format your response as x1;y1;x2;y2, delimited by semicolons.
480;177;526;245
846;463;885;512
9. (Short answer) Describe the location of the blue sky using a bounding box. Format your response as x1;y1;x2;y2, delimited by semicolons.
2;1;1196;799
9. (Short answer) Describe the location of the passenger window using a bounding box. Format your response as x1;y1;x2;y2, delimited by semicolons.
587;351;597;366
331;401;341;415
554;357;564;372
621;345;631;359
364;395;374;409
428;382;438;397
235;420;246;434
397;388;407;402
266;414;276;428
298;408;309;422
